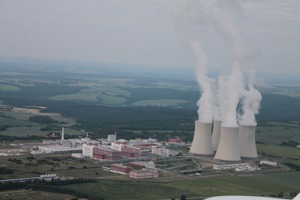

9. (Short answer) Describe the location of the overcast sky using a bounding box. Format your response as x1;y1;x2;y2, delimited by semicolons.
0;0;299;76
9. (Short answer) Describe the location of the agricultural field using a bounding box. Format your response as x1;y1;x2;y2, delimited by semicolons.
256;121;300;144
0;154;116;180
257;144;300;166
59;172;300;200
0;190;76;200
0;108;81;137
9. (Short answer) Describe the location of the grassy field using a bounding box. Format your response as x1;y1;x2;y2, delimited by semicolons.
256;121;300;144
0;190;76;200
132;99;188;107
0;85;20;91
257;144;300;165
0;110;81;137
60;172;300;200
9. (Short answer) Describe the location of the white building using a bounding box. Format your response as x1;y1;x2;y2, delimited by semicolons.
129;169;158;179
82;143;96;157
38;145;82;154
110;142;125;151
151;146;179;157
107;134;117;142
260;160;277;167
213;163;249;170
72;153;85;158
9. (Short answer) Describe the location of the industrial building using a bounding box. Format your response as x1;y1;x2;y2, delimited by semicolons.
121;145;151;158
82;143;97;157
107;134;117;142
151;146;179;157
211;121;221;152
127;161;155;169
110;164;132;174
38;145;82;154
168;138;182;143
239;124;258;158
260;160;278;167
190;121;214;155
93;146;122;161
128;138;157;147
213;163;250;170
129;169;158;179
215;126;241;161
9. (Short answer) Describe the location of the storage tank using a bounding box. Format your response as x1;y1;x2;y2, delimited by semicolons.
239;124;258;158
215;126;241;161
211;121;221;151
190;121;214;155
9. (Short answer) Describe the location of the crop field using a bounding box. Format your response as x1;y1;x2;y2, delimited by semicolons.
256;121;300;144
257;144;300;165
0;190;76;200
59;172;300;200
0;110;81;137
0;85;20;91
132;99;188;107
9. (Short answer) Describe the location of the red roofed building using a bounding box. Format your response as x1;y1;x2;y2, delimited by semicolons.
93;146;122;160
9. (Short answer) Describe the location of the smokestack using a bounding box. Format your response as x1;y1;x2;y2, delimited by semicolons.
238;124;258;158
211;121;221;151
190;121;214;155
61;127;64;144
215;126;241;161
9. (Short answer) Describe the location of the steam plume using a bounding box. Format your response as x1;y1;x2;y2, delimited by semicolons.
174;0;262;127
175;0;215;123
217;0;245;127
239;70;262;125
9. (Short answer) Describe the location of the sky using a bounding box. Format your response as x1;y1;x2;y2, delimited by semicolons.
0;0;299;76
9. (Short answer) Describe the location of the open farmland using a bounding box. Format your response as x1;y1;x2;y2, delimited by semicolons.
0;190;76;200
59;172;300;200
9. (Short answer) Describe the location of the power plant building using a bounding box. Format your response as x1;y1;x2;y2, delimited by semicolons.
121;145;151;158
93;146;122;161
239;124;258;158
129;169;158;179
151;146;179;157
110;164;132;174
211;121;221;151
214;126;241;161
82;143;96;157
190;121;214;155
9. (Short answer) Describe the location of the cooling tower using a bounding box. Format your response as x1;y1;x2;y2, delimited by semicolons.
239;124;258;158
215;126;241;161
211;121;221;151
189;121;214;155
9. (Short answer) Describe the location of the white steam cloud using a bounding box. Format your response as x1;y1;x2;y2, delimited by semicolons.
175;0;215;123
174;0;262;127
239;70;262;126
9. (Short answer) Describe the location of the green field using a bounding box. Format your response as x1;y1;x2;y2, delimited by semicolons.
132;99;187;107
257;144;300;165
60;172;300;200
0;85;20;91
0;190;76;200
0;110;81;137
256;121;300;144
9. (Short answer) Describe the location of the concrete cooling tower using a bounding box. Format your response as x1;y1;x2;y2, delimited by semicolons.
211;121;221;151
190;121;214;155
239;124;258;158
215;126;241;161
